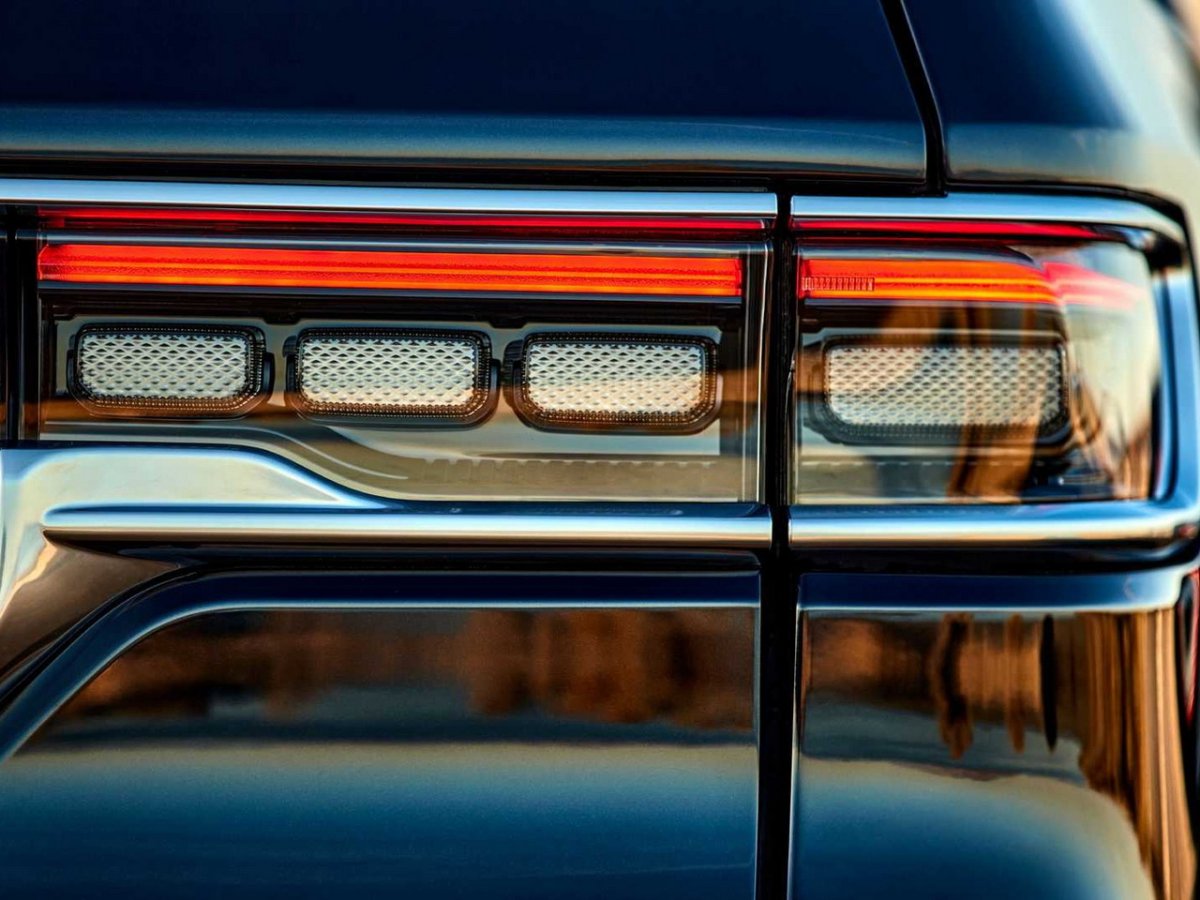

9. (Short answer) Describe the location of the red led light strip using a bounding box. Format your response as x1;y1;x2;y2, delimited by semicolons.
798;257;1140;309
38;244;743;296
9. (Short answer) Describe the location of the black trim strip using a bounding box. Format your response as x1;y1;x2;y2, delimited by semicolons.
881;0;947;194
755;187;798;900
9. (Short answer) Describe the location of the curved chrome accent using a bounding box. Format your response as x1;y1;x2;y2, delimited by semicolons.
5;447;770;548
790;193;1185;244
0;177;777;221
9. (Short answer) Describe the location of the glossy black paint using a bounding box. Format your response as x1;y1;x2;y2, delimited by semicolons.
0;3;1196;899
0;0;924;179
795;570;1197;899
0;0;916;120
0;570;759;899
908;0;1200;229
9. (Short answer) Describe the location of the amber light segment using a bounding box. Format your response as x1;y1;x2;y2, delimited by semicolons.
38;244;744;296
799;257;1141;309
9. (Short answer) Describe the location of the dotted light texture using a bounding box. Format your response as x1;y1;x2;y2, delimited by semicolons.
78;331;251;400
526;341;707;417
825;344;1063;428
299;335;480;411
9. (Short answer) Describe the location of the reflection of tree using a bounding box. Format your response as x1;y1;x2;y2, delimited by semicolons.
803;609;1196;899
462;610;752;728
53;608;754;732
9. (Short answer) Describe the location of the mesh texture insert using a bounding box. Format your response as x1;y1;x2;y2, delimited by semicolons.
522;336;716;425
824;343;1064;431
296;331;488;417
75;327;257;409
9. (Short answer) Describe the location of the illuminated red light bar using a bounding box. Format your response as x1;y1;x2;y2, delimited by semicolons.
43;207;768;235
798;257;1138;309
38;244;743;296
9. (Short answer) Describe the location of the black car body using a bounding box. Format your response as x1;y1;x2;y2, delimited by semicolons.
0;1;1199;898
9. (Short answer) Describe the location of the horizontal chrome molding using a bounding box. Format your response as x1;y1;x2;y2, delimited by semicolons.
790;192;1184;244
0;176;776;221
5;447;770;549
45;509;772;547
788;501;1196;549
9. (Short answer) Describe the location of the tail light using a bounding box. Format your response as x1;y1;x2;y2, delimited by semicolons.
793;233;1163;504
16;188;1188;520
35;212;767;502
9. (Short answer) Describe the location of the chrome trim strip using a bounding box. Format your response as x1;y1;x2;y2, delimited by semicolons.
789;195;1200;552
44;509;771;547
4;447;769;548
790;193;1184;244
0;177;776;220
788;502;1196;549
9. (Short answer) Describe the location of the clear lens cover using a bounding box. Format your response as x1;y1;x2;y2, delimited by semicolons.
38;236;766;503
794;239;1162;504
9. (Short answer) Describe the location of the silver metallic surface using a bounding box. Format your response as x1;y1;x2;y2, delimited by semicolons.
790;193;1185;244
0;176;777;221
43;508;772;546
4;447;770;546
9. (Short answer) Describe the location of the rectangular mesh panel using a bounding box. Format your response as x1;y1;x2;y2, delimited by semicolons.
72;325;262;416
515;334;718;431
823;342;1065;436
294;329;492;421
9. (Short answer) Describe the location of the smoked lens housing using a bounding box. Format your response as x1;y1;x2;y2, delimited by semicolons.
794;240;1162;504
36;233;766;502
